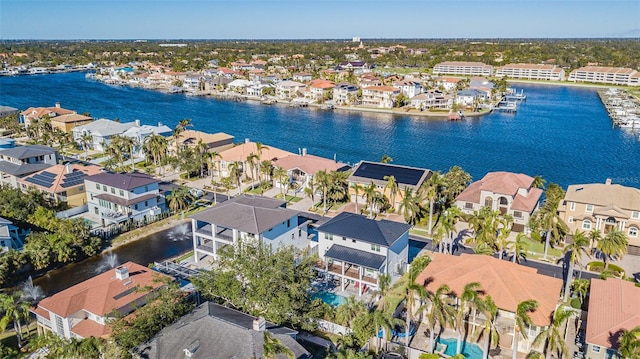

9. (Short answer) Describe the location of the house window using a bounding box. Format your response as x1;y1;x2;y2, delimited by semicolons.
342;236;346;241
111;187;115;194
144;186;149;192
464;202;473;209
79;186;84;191
144;201;148;207
324;233;331;241
568;217;573;223
298;229;302;237
629;227;638;238
90;194;94;200
134;204;138;210
352;238;356;243
94;207;98;214
513;211;522;219
96;183;100;190
570;202;575;211
119;190;124;196
371;244;380;252
585;204;594;213
287;219;290;227
582;219;592;230
632;211;640;219
102;185;107;191
591;345;600;353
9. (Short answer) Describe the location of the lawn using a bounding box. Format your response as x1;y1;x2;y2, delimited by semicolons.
274;193;303;203
246;187;266;195
522;237;563;260
410;227;430;238
175;250;194;263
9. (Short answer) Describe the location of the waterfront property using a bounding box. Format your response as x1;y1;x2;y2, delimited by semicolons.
584;278;640;359
84;172;166;226
172;129;234;155
18;163;103;207
272;150;350;190
19;102;75;127
190;195;311;262
131;301;310;359
0;144;58;188
432;61;493;77
306;79;336;103
314;212;411;296
361;86;401;108
557;178;640;253
0;216;23;251
495;63;565;81
392;79;423;99
410;90;452;110
415;253;563;354
568;66;640;86
455;171;543;233
348;161;432;211
71;118;138;151
275;80;306;99
332;83;359;105
31;262;172;339
48;113;94;134
217;139;293;178
121;122;172;158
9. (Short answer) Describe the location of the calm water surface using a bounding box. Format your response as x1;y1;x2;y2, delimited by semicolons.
1;72;639;189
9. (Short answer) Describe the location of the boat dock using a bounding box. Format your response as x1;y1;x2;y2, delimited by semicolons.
505;88;527;102
495;101;518;112
597;88;640;130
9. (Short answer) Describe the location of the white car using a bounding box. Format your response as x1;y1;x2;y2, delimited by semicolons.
189;188;204;198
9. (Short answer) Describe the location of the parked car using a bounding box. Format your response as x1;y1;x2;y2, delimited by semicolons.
189;188;204;198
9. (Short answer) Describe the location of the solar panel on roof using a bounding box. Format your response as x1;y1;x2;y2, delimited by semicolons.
25;177;54;187
61;180;85;188
352;162;426;186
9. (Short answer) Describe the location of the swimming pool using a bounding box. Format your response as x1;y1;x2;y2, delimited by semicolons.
436;337;484;359
311;290;347;307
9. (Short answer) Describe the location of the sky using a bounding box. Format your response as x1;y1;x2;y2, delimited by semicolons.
1;0;639;40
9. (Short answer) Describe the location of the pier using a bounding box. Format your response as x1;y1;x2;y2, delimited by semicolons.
495;101;517;112
597;88;640;129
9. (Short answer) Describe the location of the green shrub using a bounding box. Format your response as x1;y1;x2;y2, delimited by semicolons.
570;297;581;309
587;261;625;277
419;354;440;359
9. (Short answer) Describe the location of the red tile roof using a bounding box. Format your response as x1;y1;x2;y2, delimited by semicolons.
219;142;293;163
415;253;562;326
273;154;347;175
456;172;541;213
586;278;640;349
72;318;111;338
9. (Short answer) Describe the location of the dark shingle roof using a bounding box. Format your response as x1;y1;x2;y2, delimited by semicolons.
84;172;158;190
133;302;309;359
0;161;52;176
0;145;57;160
348;161;431;189
325;244;387;270
315;212;410;247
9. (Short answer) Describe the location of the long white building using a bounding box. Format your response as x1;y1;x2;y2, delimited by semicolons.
568;66;640;86
495;63;565;81
432;61;493;76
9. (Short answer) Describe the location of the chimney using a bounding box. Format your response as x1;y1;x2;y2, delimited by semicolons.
55;102;60;108
302;148;307;156
157;122;163;127
115;266;129;280
253;316;266;331
135;119;140;127
65;163;73;174
605;178;612;185
245;138;250;144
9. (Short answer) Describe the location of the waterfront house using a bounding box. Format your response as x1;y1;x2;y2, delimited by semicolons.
0;145;58;188
122;123;172;158
584;278;640;359
0;105;18;118
333;83;359;105
18;163;103;207
292;72;313;82
71;119;138;152
246;81;273;97
227;79;253;94
47;114;93;134
557;179;640;253
495;63;565;81
432;61;494;76
392;79;423;98
455;171;543;233
348;161;432;211
190;195;310;262
436;77;463;92
315;212;411;296
132;301;310;359
410;90;451;110
456;89;488;107
19;102;75;127
358;74;383;89
0;216;23;251
306;79;336;102
568;66;640;86
217;140;293;178
361;86;401;108
272;149;350;190
275;80;306;99
172;130;234;156
84;172;166;226
415;253;562;354
31;262;172;339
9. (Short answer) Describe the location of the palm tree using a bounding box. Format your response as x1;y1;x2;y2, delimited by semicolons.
509;233;529;263
441;166;472;206
512;300;539;359
618;326;640;359
166;186;194;213
263;331;294;359
0;291;30;348
561;230;591;300
350;182;364;214
533;307;575;359
205;151;221;181
373;273;392;313
532;175;546;189
79;132;93;160
172;118;193;155
587;228;602;248
474;296;499;359
260;160;273;184
254;142;269;181
228;161;243;194
380;154;393;163
432;215;455;253
336;296;367;327
195;139;209;178
420;172;442;236
119;135;136;171
442;206;462;253
596;228;628;269
402;280;427;348
273;166;289;199
425;284;453;353
398;187;421;225
571;279;590;304
315;170;330;213
453;282;483;356
383;175;398;210
363;181;378;219
246;152;259;182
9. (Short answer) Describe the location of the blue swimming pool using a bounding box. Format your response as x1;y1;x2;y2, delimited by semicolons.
312;290;347;307
436;337;484;359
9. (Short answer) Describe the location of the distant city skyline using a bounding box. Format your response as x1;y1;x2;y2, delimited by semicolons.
1;0;639;40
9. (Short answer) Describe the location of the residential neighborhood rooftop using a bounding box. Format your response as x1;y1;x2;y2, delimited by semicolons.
564;180;640;209
273;153;349;175
85;171;158;190
315;212;411;247
349;161;431;189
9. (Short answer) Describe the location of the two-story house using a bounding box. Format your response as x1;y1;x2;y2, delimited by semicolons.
333;83;359;105
272;149;350;190
84;172;166;226
361;86;401;108
558;179;640;253
72;119;138;151
48;114;94;134
19;163;103;207
190;195;311;262
455;172;543;233
410;90;452;110
275;80;306;99
217;140;293;178
0;217;23;251
19;103;75;127
315;212;411;296
121;123;172;158
172;130;234;156
392;79;423;99
0;145;58;188
31;262;171;339
306;79;335;103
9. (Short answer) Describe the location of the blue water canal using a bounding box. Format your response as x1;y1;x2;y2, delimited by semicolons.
1;72;639;189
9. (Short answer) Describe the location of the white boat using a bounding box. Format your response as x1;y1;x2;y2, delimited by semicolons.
618;116;640;129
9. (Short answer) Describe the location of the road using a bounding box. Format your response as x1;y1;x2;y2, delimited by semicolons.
409;235;598;281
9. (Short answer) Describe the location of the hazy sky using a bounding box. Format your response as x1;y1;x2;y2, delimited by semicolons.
1;0;639;39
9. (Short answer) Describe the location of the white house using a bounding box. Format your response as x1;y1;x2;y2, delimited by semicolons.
392;79;423;98
84;172;166;226
190;195;311;262
275;80;306;99
315;212;411;296
333;83;359;105
72;119;138;151
410;90;452;110
0;217;23;251
0;145;58;188
361;86;400;108
121;123;172;158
